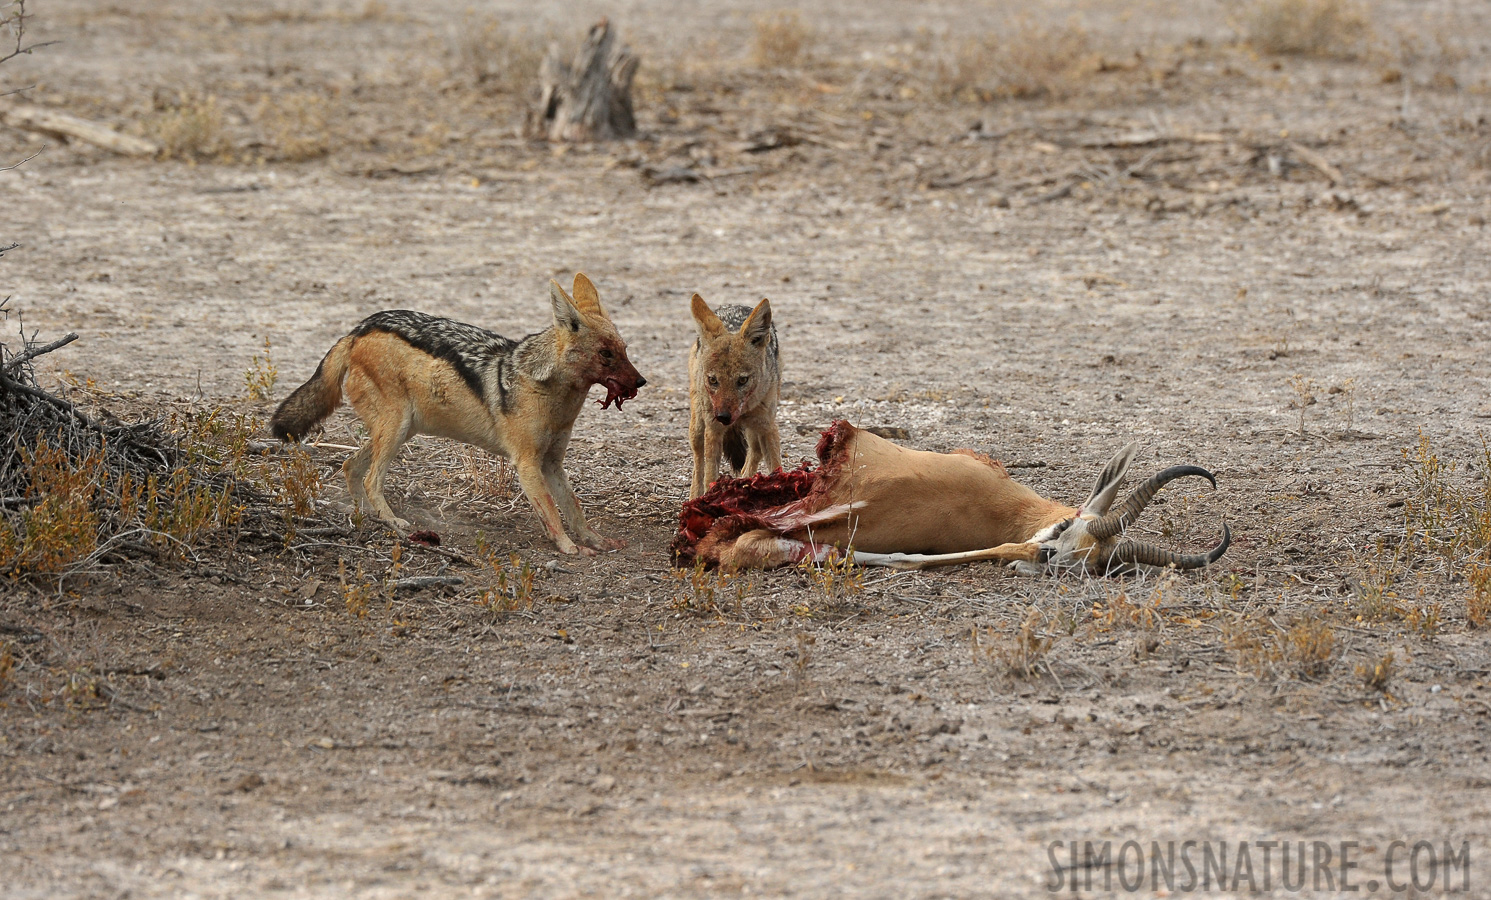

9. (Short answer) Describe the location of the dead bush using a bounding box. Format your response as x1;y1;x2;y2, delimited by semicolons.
0;325;325;584
1242;0;1373;59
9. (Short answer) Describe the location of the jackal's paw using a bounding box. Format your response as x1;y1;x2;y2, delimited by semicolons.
555;537;583;556
579;533;626;552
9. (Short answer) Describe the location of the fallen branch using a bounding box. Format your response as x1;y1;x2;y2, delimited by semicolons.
0;102;159;157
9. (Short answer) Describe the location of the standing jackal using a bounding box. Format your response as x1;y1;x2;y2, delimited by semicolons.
688;294;781;498
270;273;646;555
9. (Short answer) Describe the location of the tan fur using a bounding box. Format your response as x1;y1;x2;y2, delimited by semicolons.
699;424;1114;574
271;274;644;555
788;431;1074;554
688;295;782;498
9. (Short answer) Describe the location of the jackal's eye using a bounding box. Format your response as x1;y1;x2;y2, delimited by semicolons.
707;375;719;387
599;347;614;361
737;375;750;386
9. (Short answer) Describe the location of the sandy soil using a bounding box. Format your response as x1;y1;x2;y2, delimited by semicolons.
4;0;1491;896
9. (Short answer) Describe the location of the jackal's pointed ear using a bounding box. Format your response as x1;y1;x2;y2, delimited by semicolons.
549;280;583;333
741;298;773;347
690;293;725;339
1078;441;1140;516
571;272;606;318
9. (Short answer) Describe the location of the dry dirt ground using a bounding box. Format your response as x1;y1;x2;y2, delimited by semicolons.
4;0;1491;896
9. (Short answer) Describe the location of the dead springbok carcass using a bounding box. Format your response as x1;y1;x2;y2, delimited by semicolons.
670;420;1229;574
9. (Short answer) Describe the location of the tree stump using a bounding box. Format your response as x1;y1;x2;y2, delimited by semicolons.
535;19;638;143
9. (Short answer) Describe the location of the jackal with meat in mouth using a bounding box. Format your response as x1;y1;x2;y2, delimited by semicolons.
270;273;646;554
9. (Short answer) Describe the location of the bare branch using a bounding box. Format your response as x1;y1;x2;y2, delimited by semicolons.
0;0;58;67
6;331;77;372
0;147;40;171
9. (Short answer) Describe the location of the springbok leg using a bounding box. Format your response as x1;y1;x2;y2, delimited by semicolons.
846;542;1043;571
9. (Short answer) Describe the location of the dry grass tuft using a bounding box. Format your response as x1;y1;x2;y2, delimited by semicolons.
1470;563;1491;629
254;92;332;162
448;13;547;93
936;18;1096;101
1357;651;1395;693
1348;433;1490;630
473;534;537;616
1242;0;1373;59
798;549;863;615
670;559;749;618
453;447;514;503
975;607;1058;679
1283;618;1337;679
752;10;812;69
1228;614;1337;680
150;92;226;161
244;337;277;401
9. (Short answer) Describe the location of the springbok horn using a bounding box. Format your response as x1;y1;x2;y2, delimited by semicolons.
1110;522;1231;571
1086;465;1218;541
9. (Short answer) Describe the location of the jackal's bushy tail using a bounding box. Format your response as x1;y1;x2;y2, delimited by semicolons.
270;336;353;441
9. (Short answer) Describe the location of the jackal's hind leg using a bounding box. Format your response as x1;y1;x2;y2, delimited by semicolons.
361;420;413;532
342;444;374;516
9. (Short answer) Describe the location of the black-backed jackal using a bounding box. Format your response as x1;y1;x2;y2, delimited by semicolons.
688;295;782;498
270;273;646;555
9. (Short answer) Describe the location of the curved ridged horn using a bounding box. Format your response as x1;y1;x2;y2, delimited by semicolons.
1086;465;1218;541
1111;522;1231;571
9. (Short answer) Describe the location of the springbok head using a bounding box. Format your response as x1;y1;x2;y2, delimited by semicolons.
1019;442;1231;575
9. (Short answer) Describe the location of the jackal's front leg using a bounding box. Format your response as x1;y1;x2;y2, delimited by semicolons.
691;424;725;499
544;454;624;552
515;460;585;555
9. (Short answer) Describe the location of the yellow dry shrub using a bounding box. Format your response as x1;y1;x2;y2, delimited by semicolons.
152;92;227;160
752;10;812;68
255;92;332;162
939;18;1096;101
0;440;101;578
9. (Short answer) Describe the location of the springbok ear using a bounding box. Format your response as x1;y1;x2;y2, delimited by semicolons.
549;280;584;333
690;294;725;339
571;272;606;318
1079;442;1140;516
741;298;773;347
